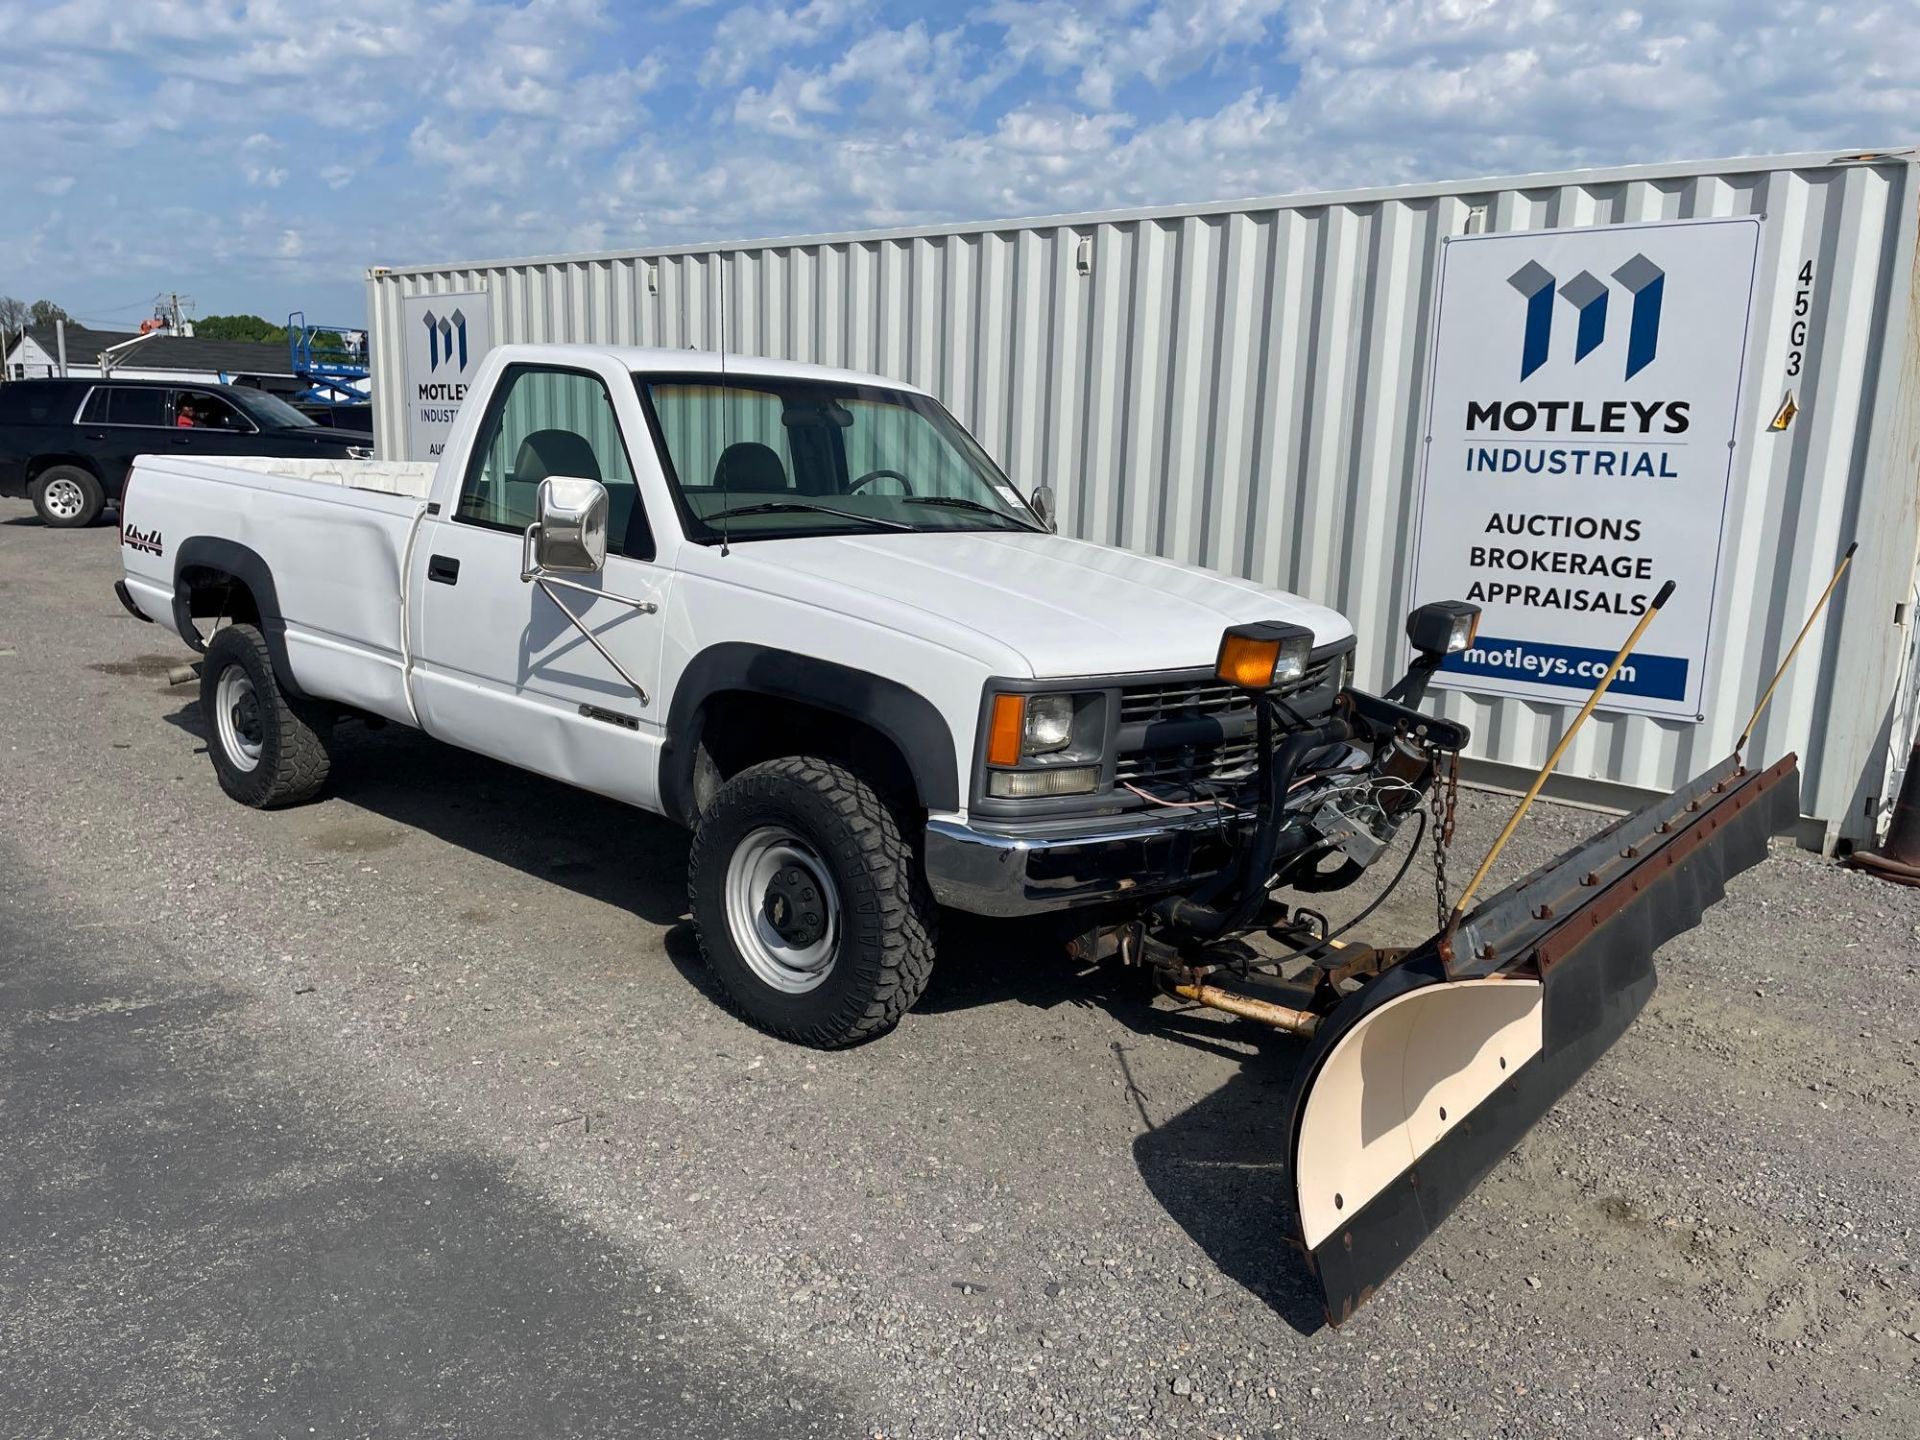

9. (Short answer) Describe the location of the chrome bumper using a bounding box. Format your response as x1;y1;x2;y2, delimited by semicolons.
923;810;1249;919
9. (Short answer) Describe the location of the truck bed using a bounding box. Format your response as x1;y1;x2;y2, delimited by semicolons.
184;457;437;499
119;455;431;726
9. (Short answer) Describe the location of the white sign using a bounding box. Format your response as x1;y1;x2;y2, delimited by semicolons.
400;290;494;461
1408;217;1761;721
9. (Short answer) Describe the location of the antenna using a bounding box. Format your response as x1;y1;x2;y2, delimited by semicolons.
717;251;732;558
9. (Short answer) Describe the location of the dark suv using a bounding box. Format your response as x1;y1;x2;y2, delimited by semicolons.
0;378;372;527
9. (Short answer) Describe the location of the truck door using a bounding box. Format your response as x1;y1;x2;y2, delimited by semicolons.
407;360;671;810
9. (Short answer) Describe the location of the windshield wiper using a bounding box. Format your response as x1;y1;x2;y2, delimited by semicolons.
700;500;916;532
900;495;1042;530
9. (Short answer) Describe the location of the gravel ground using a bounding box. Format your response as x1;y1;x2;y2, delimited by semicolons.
1;499;1916;1438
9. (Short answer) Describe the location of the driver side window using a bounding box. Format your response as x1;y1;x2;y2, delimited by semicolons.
457;365;653;560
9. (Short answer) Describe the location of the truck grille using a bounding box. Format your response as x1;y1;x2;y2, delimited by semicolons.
1118;661;1333;726
1114;656;1341;793
1115;736;1260;785
1118;680;1254;725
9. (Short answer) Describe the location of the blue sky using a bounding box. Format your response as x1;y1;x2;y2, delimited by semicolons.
0;0;1910;330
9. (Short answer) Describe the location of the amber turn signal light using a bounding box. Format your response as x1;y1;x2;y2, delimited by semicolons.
986;693;1026;767
1215;622;1315;690
1217;634;1281;688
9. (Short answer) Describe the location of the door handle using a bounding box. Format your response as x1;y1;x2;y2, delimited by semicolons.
427;555;460;585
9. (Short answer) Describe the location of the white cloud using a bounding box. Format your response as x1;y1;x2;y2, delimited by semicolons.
238;133;288;189
982;0;1287;107
1;0;1911;324
700;0;872;85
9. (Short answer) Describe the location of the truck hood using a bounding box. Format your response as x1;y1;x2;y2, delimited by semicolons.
710;530;1354;677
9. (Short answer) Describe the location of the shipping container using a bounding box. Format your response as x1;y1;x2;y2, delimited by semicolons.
366;148;1920;847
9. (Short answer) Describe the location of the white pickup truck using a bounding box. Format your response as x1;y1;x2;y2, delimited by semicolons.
115;343;1480;1047
117;342;1800;1325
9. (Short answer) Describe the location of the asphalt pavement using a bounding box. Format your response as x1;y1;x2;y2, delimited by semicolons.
1;499;1915;1438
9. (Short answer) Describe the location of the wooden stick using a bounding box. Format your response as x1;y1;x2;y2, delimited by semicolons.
1735;541;1858;756
1447;579;1677;928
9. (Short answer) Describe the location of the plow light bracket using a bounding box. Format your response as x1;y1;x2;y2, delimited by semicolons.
1216;621;1315;690
1385;599;1482;706
1407;599;1481;661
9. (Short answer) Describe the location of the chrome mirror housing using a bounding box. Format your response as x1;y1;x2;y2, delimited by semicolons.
1029;484;1057;532
531;475;608;573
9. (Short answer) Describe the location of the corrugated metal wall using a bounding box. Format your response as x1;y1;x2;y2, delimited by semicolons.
368;151;1920;842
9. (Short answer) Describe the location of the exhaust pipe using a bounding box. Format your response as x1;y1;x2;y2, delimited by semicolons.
166;662;202;687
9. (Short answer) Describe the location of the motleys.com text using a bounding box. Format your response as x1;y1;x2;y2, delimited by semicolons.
1460;642;1636;686
1440;633;1688;702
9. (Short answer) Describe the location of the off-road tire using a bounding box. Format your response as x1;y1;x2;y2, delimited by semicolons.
30;465;105;528
689;756;936;1048
199;623;332;808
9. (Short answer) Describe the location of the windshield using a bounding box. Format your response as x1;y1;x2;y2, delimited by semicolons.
635;373;1042;543
229;388;316;429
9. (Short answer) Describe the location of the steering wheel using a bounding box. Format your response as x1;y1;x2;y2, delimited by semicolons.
849;468;914;496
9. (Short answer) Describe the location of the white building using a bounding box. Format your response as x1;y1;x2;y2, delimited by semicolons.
4;323;301;397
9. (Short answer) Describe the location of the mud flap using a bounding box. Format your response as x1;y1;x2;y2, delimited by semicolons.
1283;754;1800;1326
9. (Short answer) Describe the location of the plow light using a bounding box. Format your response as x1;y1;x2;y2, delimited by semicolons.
1407;600;1481;660
1216;622;1315;690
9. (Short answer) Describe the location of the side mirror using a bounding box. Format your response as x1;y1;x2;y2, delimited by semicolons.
531;475;609;574
1029;484;1057;532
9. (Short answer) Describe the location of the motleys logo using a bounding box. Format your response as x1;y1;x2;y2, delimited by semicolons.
421;307;470;373
1508;253;1665;381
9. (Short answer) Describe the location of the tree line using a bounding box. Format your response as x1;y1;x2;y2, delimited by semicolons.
2;300;355;358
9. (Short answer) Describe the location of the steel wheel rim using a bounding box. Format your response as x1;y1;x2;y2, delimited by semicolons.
215;667;264;773
42;476;85;520
723;825;841;994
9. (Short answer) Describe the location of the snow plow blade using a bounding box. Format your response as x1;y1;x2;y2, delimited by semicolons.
1284;753;1800;1326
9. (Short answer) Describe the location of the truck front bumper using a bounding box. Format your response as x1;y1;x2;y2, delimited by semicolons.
924;809;1251;919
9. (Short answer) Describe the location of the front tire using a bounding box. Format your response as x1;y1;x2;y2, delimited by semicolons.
30;465;104;528
199;624;332;807
689;756;936;1048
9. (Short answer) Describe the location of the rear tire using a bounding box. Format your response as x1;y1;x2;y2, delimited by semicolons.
199;624;332;808
30;465;104;528
689;756;936;1048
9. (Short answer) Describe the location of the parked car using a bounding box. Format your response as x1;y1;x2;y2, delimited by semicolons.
114;343;1792;1324
0;377;371;528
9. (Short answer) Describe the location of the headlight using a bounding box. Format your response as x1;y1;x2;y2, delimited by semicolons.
982;689;1107;799
1215;622;1315;690
1024;693;1074;753
1406;600;1481;659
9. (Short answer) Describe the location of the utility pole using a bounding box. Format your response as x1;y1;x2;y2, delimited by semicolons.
156;292;194;335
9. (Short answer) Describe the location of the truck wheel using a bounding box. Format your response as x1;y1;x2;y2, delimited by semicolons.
199;624;332;808
689;756;936;1048
30;466;104;528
